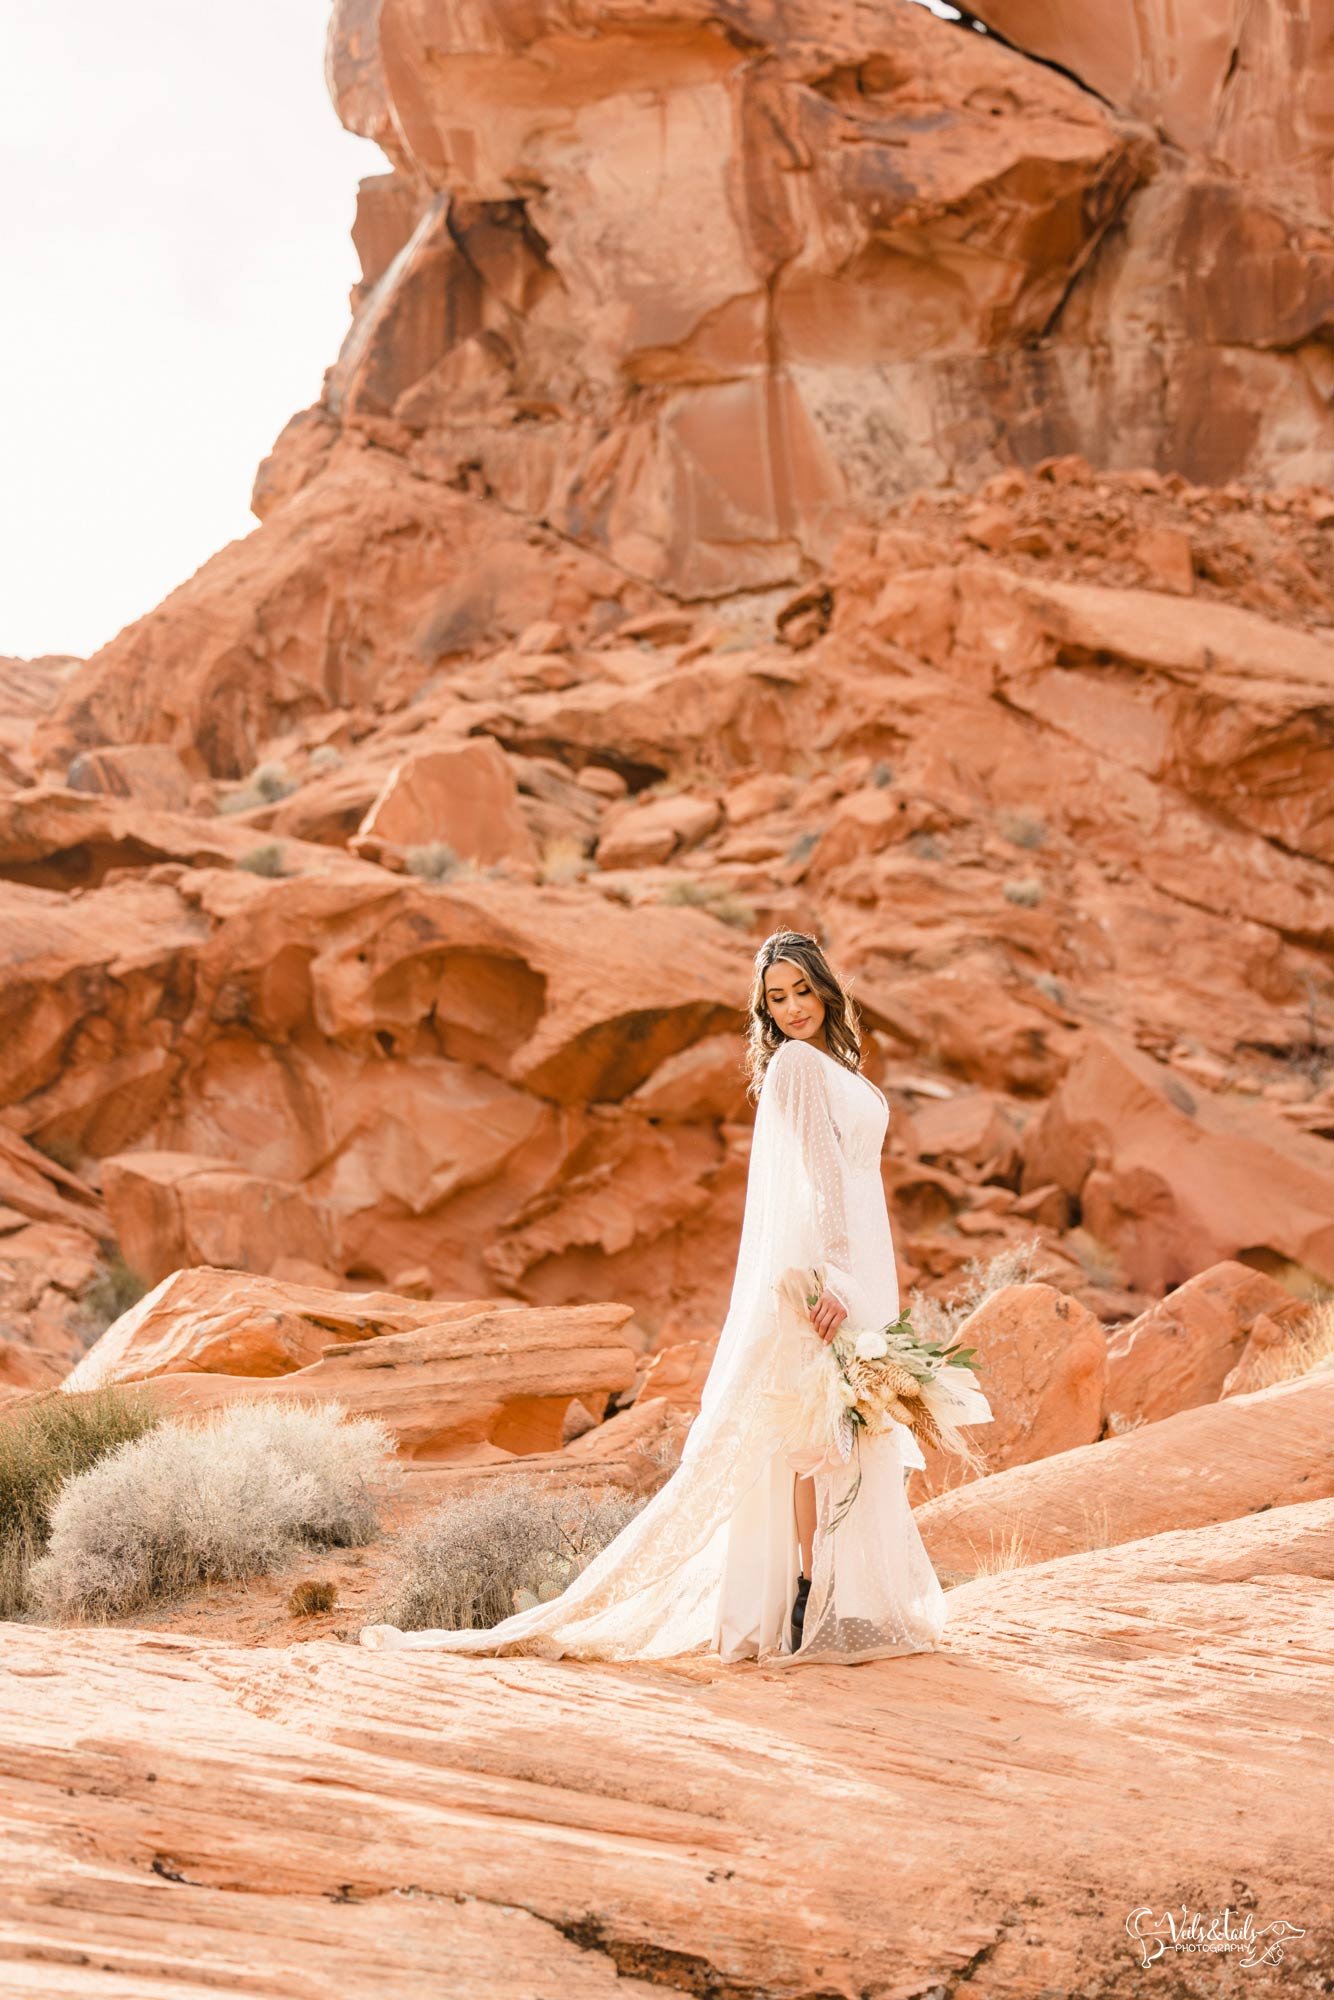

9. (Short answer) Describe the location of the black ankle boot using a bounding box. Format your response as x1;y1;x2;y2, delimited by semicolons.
791;1572;812;1650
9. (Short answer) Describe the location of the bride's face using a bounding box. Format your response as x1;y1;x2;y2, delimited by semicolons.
762;959;826;1045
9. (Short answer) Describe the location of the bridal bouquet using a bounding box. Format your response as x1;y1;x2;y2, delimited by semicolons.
765;1265;993;1529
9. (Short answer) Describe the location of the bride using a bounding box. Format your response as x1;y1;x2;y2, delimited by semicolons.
360;929;983;1665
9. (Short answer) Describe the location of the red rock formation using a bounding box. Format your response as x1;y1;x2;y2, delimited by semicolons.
54;1287;638;1464
1024;1035;1334;1292
3;1;1333;1414
63;1267;520;1390
913;1281;1108;1495
1104;1260;1308;1427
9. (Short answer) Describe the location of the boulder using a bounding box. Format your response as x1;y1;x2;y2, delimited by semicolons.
624;1035;751;1122
908;1089;1022;1181
1023;1033;1334;1292
351;737;540;870
101;1154;335;1289
67;744;195;812
1104;1259;1307;1426
595;793;722;870
915;1282;1108;1496
633;1339;717;1411
0;1127;105;1237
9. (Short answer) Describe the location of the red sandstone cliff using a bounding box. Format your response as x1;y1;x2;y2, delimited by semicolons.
1;0;1331;1397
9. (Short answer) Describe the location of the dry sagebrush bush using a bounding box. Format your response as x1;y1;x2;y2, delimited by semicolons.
0;1384;162;1617
378;1474;646;1633
1239;1294;1334;1392
28;1400;400;1623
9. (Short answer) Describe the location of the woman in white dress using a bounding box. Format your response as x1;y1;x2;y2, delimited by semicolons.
360;929;954;1666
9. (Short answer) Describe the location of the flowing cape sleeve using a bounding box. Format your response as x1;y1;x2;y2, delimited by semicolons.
763;1040;856;1320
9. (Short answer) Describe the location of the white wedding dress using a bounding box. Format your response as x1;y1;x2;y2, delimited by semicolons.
361;1037;969;1666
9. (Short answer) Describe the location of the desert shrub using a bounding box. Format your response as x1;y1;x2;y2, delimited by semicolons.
538;833;589;885
0;1384;163;1617
785;830;820;865
27;1400;398;1623
658;879;756;932
238;842;289;878
79;1250;149;1336
1003;876;1043;907
908;1237;1046;1345
377;1473;646;1633
906;831;946;861
218;761;296;815
1236;1295;1334;1393
289;1577;338;1616
251;762;294;803
405;841;464;881
307;744;343;772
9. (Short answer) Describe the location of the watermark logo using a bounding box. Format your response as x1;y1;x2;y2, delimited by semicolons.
1125;1906;1306;1969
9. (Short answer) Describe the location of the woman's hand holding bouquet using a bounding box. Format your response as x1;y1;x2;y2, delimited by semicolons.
764;1263;994;1528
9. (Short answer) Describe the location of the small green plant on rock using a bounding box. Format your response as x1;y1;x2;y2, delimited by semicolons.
80;1251;149;1339
238;843;290;878
219;761;297;815
999;810;1047;850
658;879;756;931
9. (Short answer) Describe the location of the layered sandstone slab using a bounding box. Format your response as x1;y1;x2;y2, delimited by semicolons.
80;1299;639;1462
915;1370;1334;1575
63;1267;522;1391
1;1502;1329;1995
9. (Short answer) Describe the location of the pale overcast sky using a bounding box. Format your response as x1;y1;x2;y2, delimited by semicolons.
0;3;382;660
0;0;978;665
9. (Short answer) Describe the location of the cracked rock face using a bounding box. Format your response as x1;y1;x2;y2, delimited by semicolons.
307;0;1334;601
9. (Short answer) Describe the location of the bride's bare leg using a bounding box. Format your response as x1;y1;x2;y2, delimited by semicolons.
794;1473;815;1576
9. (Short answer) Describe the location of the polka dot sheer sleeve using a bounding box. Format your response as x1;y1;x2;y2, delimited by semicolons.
764;1040;856;1318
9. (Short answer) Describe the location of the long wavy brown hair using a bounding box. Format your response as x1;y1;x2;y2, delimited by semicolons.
744;930;865;1103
